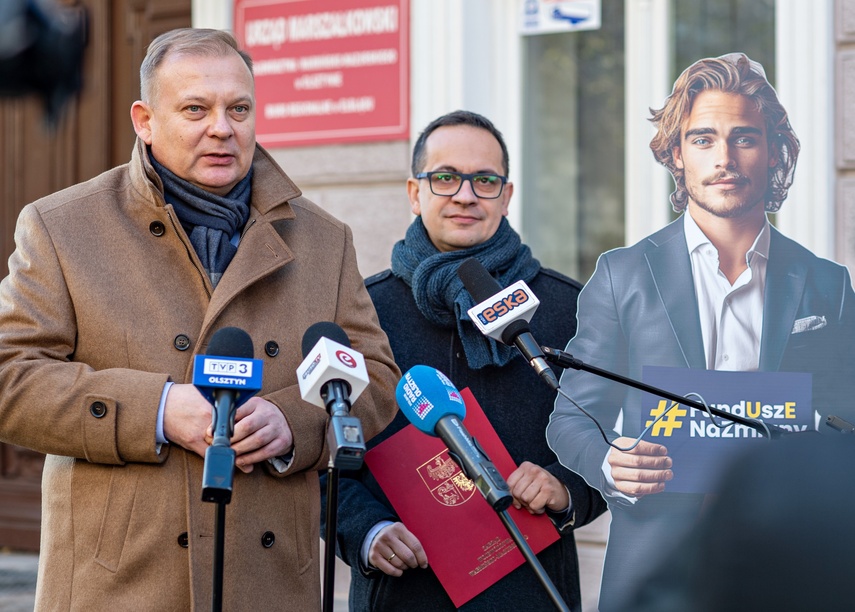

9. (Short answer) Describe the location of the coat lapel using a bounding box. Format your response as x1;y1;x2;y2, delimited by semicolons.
200;146;300;336
760;229;806;371
644;219;706;368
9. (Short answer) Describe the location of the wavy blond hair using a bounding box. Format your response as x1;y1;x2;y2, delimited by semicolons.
649;53;800;213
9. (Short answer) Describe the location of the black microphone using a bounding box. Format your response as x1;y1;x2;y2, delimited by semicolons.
298;322;368;470
396;365;513;511
457;257;559;390
194;326;263;503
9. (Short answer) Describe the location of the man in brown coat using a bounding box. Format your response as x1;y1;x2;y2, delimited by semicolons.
0;28;399;610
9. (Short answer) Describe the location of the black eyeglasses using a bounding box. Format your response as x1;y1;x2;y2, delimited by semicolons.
415;171;508;199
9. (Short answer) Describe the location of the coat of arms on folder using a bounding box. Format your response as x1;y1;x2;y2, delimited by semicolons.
365;388;560;607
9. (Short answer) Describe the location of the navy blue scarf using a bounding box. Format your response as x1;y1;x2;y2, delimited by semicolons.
150;153;252;288
391;216;540;369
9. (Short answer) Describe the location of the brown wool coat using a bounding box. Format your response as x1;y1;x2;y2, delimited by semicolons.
0;139;400;611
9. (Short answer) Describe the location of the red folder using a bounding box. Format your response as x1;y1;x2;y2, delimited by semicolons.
364;388;560;607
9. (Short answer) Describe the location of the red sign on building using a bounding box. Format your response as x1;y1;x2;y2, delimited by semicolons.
234;0;410;147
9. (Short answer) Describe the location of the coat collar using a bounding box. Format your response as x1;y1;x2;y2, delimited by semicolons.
129;137;301;223
644;218;706;369
203;145;302;325
128;138;304;328
246;144;301;220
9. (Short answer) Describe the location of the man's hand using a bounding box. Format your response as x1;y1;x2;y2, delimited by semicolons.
163;383;214;458
608;437;673;497
219;397;293;474
506;461;570;514
368;522;428;577
165;386;292;474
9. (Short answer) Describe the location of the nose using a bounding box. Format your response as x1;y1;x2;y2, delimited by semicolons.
207;110;234;139
453;177;479;204
715;141;736;170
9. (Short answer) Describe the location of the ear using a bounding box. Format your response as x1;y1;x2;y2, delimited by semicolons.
406;177;422;216
130;101;154;144
672;146;684;170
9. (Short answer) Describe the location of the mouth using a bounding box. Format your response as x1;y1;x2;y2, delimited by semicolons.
705;174;748;187
203;153;235;165
447;214;481;224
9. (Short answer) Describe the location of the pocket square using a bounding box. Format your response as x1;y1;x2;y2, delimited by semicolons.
791;315;827;334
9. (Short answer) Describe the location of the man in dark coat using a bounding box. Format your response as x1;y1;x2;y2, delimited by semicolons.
324;110;606;611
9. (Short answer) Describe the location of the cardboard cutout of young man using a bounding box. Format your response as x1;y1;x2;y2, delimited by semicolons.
547;53;855;611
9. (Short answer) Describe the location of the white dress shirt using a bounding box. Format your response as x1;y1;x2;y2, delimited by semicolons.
684;210;768;372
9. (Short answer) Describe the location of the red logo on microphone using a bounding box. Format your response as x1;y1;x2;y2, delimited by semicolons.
336;349;357;368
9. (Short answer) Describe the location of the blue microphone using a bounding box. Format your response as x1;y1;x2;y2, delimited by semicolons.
396;365;512;511
195;326;263;503
193;327;263;448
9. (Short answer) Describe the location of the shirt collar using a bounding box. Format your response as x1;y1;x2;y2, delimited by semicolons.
683;209;771;264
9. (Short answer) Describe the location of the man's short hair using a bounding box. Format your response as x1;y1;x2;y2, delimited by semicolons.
411;110;510;177
649;53;800;213
140;28;253;105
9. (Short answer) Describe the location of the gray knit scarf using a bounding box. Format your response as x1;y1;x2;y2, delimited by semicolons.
150;153;252;288
391;216;540;369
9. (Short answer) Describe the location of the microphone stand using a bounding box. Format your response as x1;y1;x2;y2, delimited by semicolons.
456;452;569;611
541;346;788;438
201;392;239;612
323;456;340;612
322;385;366;612
496;507;569;612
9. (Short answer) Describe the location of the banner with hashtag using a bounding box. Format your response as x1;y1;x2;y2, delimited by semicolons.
640;366;813;494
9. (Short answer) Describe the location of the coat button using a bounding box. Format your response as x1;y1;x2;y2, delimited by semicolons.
261;531;275;548
149;221;165;236
173;334;191;351
177;532;189;548
89;401;107;418
264;341;279;357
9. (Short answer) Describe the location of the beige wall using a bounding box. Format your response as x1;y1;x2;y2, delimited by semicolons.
270;141;413;278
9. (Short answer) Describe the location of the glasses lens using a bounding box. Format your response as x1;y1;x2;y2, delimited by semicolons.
471;175;503;198
429;173;462;196
428;173;504;198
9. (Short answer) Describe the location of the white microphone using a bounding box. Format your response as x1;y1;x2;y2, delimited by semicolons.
297;322;369;410
457;258;559;390
297;322;369;469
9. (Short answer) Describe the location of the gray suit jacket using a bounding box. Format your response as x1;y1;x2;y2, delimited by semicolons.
547;216;855;610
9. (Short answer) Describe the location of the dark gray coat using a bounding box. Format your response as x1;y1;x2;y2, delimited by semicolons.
325;267;606;611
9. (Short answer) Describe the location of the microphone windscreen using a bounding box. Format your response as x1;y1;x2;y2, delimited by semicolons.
207;326;254;359
457;257;502;303
302;321;351;358
395;365;466;436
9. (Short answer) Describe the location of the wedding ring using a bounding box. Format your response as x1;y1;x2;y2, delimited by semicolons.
387;553;397;562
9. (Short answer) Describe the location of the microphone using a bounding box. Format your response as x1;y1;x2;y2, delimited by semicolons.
194;326;264;503
456;258;559;390
396;365;512;512
297;322;368;470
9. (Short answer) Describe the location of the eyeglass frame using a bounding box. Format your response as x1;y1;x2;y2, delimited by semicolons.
414;171;509;199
